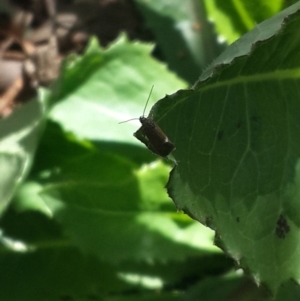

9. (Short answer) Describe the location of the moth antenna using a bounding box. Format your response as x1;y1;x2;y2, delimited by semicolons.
119;85;154;124
119;118;139;124
142;85;154;117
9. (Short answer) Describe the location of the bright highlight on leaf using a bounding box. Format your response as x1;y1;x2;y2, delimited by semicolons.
49;35;187;143
204;0;284;43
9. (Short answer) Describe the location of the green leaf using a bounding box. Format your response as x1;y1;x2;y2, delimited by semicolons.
183;273;300;301
49;34;187;144
133;0;223;83
204;0;284;43
39;153;217;262
151;2;300;294
14;121;218;263
0;207;228;300
182;272;246;301
0;94;46;215
0;210;132;301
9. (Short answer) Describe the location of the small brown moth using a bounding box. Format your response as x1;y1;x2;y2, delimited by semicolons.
120;86;175;158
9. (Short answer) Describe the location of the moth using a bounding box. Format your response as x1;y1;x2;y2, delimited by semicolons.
120;86;175;158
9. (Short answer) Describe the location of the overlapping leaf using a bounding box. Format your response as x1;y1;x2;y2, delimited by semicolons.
133;0;222;83
152;2;300;293
204;0;284;43
49;35;187;143
0;96;46;215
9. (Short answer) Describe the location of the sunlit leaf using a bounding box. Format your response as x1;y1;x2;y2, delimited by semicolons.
49;35;187;143
204;0;284;43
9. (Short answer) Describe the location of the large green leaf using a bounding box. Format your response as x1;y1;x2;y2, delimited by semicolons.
49;34;187;144
38;152;217;262
149;2;300;294
14;122;218;263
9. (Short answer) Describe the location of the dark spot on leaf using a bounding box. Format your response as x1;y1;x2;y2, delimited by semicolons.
205;216;214;228
251;115;261;130
251;115;262;132
60;296;74;301
251;115;260;123
217;130;224;141
236;121;243;129
236;217;240;223
276;214;290;239
87;294;99;300
177;50;186;58
214;232;225;250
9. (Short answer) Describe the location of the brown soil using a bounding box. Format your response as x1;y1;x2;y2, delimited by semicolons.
0;0;152;117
